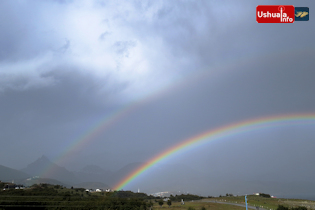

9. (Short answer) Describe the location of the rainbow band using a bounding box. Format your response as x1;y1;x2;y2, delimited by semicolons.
113;113;315;190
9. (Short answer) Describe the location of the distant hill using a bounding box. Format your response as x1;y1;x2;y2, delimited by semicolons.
110;162;144;185
73;164;113;186
74;182;110;190
22;178;66;187
127;163;206;194
215;179;315;200
21;155;79;184
74;162;143;188
80;165;111;174
0;164;30;182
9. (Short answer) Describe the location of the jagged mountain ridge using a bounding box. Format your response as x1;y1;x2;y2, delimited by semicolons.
21;155;78;184
19;156;117;188
18;158;149;189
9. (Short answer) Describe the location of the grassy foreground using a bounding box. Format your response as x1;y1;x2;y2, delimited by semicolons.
1;182;314;209
154;201;245;210
204;195;315;210
154;197;315;210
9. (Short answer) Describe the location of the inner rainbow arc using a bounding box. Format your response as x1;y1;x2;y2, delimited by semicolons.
113;113;315;191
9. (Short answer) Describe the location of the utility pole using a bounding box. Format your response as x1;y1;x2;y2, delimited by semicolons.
245;195;248;210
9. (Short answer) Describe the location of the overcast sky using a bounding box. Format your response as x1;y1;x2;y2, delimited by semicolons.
1;0;315;194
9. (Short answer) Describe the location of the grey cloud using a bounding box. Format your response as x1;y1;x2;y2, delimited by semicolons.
0;2;53;61
0;68;121;125
113;41;136;56
52;0;74;4
99;32;111;40
56;39;70;53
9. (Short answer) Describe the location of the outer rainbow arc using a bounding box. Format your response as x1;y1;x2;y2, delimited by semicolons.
40;104;138;177
113;113;315;191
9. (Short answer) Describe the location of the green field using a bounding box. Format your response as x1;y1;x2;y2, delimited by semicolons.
153;201;245;210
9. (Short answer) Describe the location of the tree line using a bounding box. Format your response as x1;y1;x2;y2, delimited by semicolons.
0;183;153;209
169;194;204;202
277;205;307;210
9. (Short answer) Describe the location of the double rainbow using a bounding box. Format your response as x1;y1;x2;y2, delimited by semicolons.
40;48;313;181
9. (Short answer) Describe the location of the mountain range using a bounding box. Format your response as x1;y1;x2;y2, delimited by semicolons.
0;164;29;182
1;156;315;200
21;155;79;185
0;156;139;190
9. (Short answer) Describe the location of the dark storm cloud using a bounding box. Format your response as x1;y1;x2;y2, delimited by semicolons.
0;68;122;125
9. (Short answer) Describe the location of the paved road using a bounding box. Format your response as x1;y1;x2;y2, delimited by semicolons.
202;200;268;210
